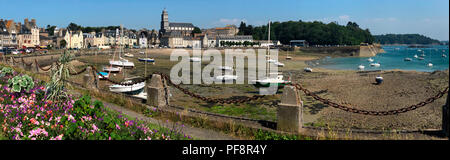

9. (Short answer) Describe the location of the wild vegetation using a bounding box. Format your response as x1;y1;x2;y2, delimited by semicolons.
374;34;441;44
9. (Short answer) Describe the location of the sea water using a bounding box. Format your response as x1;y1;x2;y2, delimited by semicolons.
313;45;449;72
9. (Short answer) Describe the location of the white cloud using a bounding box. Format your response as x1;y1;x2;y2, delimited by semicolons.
213;18;246;26
339;15;350;21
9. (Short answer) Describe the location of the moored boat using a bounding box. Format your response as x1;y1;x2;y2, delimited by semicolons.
109;80;146;95
138;58;155;62
103;66;122;73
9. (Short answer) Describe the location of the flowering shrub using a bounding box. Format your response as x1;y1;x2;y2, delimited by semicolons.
0;71;191;140
8;75;35;93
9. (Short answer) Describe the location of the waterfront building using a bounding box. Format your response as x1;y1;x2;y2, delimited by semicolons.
0;19;18;48
15;18;40;48
159;9;197;48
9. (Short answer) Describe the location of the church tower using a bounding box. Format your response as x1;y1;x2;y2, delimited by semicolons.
160;8;169;33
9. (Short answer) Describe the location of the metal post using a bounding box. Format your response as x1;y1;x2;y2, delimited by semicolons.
277;86;303;133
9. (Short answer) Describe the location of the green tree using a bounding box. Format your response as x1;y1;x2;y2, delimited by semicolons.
60;40;67;49
191;27;202;36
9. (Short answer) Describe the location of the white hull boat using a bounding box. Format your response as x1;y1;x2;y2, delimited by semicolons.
109;81;146;95
414;55;418;58
124;53;134;58
428;63;433;67
190;57;201;62
358;65;365;70
110;57;134;68
213;75;238;82
103;66;122;73
404;58;412;61
304;67;313;72
217;66;233;71
370;63;381;67
138;58;155;62
367;58;374;62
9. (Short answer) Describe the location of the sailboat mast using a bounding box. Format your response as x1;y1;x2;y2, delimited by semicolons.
266;20;271;76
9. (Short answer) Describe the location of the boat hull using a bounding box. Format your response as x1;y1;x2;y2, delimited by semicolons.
252;81;291;88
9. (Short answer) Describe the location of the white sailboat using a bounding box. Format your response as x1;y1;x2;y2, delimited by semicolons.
109;25;135;68
252;20;291;89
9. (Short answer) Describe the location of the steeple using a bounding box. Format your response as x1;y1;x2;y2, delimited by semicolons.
161;8;169;33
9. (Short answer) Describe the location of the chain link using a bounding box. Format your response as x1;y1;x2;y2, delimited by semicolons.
291;82;448;116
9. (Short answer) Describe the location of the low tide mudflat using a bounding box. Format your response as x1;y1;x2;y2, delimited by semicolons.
73;49;449;131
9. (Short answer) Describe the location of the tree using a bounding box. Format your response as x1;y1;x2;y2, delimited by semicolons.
60;40;67;49
46;25;57;36
191;27;202;36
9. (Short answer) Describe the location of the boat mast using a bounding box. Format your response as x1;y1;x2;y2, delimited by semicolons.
266;20;271;77
121;24;126;78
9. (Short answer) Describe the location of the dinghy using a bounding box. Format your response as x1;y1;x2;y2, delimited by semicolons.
428;63;433;67
97;72;109;80
367;58;374;62
404;58;412;61
414;54;418;58
375;76;383;85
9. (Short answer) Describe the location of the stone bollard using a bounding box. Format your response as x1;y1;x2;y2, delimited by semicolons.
147;74;169;107
443;93;449;138
10;57;14;66
277;86;303;133
82;66;93;88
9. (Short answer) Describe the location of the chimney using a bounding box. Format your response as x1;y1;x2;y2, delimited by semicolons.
31;19;36;27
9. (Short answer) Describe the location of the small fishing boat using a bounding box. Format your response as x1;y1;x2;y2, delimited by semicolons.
367;58;374;62
274;61;285;67
285;56;293;60
138;58;155;62
442;54;447;57
404;58;412;61
418;57;425;60
213;75;238;82
414;54;419;58
370;63;381;67
103;66;122;73
190;57;201;62
358;65;365;70
139;51;145;54
304;67;313;72
124;53;134;57
97;72;109;80
375;76;383;85
428;63;433;67
109;80;146;95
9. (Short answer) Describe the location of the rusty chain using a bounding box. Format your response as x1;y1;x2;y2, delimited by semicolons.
69;67;87;75
156;72;266;104
34;59;53;71
292;82;449;116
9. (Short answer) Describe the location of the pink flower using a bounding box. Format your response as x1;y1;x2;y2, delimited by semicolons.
115;124;120;130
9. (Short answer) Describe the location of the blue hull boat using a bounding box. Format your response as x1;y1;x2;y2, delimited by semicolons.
138;58;155;62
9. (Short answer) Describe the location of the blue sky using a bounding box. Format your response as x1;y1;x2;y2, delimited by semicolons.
1;0;448;40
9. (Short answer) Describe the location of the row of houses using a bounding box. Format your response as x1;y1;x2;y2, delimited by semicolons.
0;18;40;49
